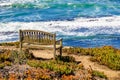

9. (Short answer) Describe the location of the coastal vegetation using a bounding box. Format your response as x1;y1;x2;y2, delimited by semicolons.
92;70;107;79
0;44;107;79
0;42;19;47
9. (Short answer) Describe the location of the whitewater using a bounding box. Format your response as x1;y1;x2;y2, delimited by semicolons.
0;0;120;48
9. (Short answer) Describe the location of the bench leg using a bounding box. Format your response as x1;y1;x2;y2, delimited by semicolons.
60;47;62;57
20;42;22;51
53;48;56;60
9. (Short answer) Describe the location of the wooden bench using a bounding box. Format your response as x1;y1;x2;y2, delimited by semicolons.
19;30;63;59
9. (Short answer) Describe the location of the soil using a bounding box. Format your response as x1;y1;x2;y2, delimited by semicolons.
70;55;120;80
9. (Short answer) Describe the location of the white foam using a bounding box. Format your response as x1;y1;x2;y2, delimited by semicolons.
0;0;37;7
0;0;42;4
0;2;12;7
0;0;50;9
0;16;120;41
4;0;36;3
0;32;18;41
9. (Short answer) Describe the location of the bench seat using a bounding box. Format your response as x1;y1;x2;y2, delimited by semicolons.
23;43;62;49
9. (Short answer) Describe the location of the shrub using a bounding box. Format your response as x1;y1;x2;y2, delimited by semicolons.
92;70;107;79
27;59;83;75
18;51;27;64
0;61;11;69
4;61;12;66
23;49;34;59
9;50;19;64
0;63;5;69
0;50;11;62
0;49;34;65
9;50;28;64
56;55;75;62
0;42;19;47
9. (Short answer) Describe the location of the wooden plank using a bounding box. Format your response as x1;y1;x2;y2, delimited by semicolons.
19;30;22;51
38;32;41;43
21;30;54;36
21;30;55;44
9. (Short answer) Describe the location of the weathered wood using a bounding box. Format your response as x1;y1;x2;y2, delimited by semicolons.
53;33;56;60
19;30;22;51
19;30;63;59
60;39;63;57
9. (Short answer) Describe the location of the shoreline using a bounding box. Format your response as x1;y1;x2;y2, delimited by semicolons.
0;41;119;49
0;42;119;50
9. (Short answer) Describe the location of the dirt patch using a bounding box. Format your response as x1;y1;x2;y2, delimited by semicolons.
70;55;120;80
30;49;54;59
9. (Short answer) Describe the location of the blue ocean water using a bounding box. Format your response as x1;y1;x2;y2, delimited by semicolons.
0;0;120;48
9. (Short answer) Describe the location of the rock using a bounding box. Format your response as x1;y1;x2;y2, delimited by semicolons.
0;49;4;53
4;66;11;70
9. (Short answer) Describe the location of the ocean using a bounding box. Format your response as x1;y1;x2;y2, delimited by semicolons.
0;0;120;48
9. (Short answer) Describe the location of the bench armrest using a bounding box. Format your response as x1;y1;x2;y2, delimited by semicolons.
56;38;62;42
56;38;63;46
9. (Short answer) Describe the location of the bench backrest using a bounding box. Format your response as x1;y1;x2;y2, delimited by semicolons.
19;30;56;45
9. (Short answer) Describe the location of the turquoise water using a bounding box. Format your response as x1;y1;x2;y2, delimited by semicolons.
0;0;120;48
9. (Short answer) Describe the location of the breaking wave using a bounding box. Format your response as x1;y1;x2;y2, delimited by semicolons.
0;16;120;37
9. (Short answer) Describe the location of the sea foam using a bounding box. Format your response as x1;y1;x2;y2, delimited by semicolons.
0;16;120;42
0;16;120;33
